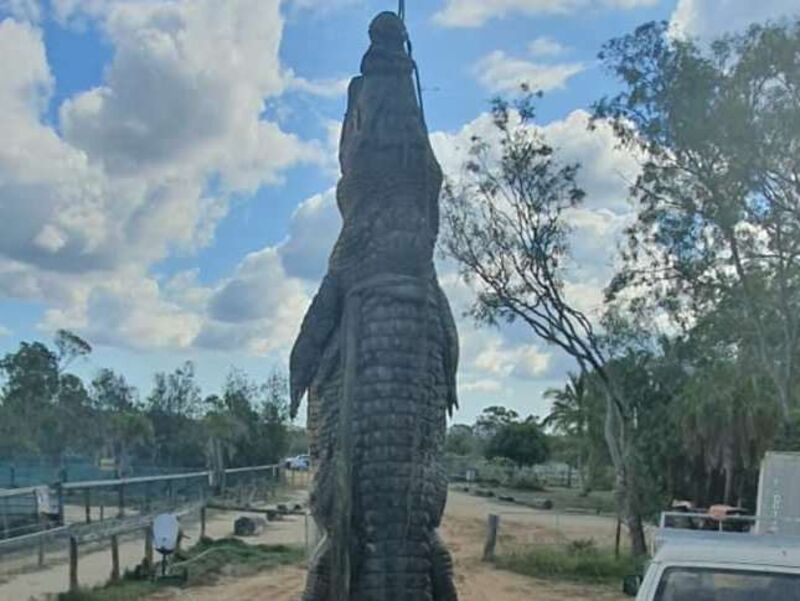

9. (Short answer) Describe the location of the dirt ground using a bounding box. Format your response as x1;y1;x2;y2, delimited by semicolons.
143;490;627;601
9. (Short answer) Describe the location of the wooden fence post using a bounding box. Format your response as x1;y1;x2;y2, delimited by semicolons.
118;482;125;518
482;514;500;562
110;535;120;582
56;482;65;527
200;505;207;539
2;497;9;539
85;489;91;524
145;527;154;573
37;511;46;568
615;517;622;559
69;536;79;592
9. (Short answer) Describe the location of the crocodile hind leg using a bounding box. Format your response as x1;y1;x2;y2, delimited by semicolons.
302;534;332;601
430;531;458;601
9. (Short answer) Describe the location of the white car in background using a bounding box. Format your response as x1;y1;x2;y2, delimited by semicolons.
285;454;311;471
625;513;800;600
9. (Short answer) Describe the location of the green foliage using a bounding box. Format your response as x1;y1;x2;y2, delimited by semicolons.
179;538;304;582
497;543;642;585
54;330;92;371
92;369;137;413
597;18;800;418
0;332;292;472
210;369;290;467
486;418;550;468
445;424;481;456
506;471;544;492
474;406;521;440
0;334;93;460
146;362;206;468
544;373;609;494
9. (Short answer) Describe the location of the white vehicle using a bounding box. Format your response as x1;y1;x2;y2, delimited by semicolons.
286;454;311;471
624;514;800;600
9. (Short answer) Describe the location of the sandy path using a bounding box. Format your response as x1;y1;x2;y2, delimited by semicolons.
145;490;626;601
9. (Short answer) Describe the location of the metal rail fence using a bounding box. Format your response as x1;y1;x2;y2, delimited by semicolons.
0;487;55;541
0;463;284;546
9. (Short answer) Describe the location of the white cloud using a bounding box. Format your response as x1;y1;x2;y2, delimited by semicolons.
197;248;310;354
286;72;350;98
474;339;554;379
45;273;204;350
0;3;322;352
286;0;363;12
671;0;799;39
279;188;341;281
58;0;319;188
0;324;11;337
528;36;569;57
434;0;658;28
544;110;639;215
458;378;504;394
473;50;584;93
0;0;40;22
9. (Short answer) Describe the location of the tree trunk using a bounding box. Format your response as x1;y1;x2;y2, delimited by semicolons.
723;449;735;506
581;446;594;496
603;390;648;558
627;512;648;557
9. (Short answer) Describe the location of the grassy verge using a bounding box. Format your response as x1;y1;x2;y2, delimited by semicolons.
496;541;642;585
58;538;304;601
538;487;617;514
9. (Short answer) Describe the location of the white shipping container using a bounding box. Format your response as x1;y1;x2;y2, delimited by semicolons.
756;451;800;535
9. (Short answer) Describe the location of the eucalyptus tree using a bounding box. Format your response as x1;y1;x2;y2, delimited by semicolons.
0;330;92;461
596;19;800;420
440;93;649;555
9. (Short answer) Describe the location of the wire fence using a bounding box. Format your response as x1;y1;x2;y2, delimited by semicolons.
0;463;289;546
0;459;197;489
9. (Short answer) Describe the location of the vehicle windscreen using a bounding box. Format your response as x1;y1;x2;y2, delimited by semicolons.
655;567;800;601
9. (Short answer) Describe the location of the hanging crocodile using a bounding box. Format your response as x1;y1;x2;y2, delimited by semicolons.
289;10;460;601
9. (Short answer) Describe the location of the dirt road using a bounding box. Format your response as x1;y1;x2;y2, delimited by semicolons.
145;490;626;601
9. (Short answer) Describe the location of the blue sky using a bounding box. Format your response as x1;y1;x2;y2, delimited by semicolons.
0;0;796;426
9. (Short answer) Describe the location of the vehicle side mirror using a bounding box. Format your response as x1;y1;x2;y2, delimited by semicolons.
623;575;642;597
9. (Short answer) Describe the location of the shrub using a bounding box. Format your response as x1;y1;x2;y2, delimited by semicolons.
508;472;544;492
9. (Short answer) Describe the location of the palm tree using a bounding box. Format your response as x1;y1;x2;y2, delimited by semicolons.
680;357;781;506
544;373;604;494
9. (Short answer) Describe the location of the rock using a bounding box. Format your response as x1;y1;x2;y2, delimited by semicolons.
234;516;267;537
